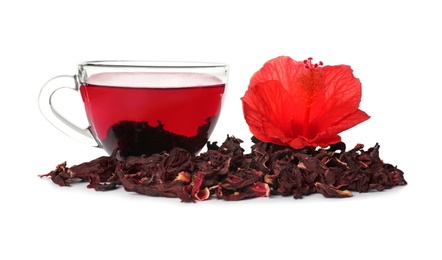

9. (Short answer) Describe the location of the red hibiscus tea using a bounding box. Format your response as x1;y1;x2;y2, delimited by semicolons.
80;72;226;157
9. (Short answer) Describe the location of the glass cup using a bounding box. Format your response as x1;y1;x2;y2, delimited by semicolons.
39;61;229;158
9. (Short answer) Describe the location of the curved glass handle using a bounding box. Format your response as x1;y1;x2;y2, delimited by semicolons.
38;75;102;147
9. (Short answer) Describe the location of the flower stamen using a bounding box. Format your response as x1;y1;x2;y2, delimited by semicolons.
299;58;323;137
303;57;323;70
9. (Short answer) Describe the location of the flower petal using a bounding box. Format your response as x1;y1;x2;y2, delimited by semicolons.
242;80;296;145
310;65;366;131
250;56;305;92
303;65;370;147
248;56;308;131
300;109;370;148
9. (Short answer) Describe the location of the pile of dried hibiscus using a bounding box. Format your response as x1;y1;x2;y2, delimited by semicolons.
39;136;407;202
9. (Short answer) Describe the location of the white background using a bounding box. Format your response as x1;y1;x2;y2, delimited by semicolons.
1;0;440;259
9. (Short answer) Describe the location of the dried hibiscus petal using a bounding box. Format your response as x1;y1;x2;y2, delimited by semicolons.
115;149;194;202
39;153;118;190
216;181;269;201
315;182;353;198
190;171;210;201
249;182;270;197
221;169;261;190
39;161;69;187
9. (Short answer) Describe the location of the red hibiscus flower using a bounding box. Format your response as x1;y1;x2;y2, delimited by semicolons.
241;56;370;149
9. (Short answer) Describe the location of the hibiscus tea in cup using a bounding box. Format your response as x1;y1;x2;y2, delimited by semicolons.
80;72;226;156
39;61;229;157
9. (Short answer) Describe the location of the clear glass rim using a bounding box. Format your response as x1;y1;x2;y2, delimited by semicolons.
79;60;228;69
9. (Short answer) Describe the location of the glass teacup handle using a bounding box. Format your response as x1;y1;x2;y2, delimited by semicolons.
38;75;102;147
